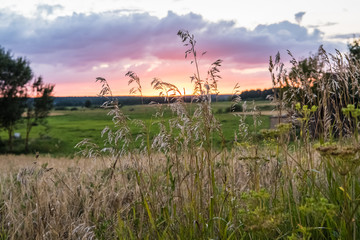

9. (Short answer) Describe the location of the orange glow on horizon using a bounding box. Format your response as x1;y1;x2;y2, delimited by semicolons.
47;60;273;97
52;77;272;97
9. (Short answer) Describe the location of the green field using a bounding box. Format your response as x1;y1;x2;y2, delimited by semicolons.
0;101;273;156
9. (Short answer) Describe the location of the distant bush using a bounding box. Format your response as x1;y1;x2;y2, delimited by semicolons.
55;106;67;110
257;105;274;111
225;104;243;113
70;107;78;111
84;100;92;108
28;137;64;153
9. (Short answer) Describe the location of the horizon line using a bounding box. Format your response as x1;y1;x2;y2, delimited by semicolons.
52;88;273;98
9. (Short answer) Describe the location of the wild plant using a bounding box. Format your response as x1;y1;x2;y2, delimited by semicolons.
342;104;360;142
268;43;360;238
76;77;135;179
127;71;144;105
270;46;360;142
314;144;360;239
75;29;239;238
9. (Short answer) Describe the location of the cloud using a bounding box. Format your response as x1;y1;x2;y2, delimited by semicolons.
196;20;332;68
36;4;64;16
308;22;338;28
0;9;344;71
295;11;306;25
329;33;360;40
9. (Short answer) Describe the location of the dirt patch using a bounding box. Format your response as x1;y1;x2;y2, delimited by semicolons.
48;112;65;116
21;111;65;117
233;110;280;116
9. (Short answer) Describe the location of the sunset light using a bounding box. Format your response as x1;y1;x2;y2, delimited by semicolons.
0;0;358;96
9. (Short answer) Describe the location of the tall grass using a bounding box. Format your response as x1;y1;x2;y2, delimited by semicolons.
0;32;360;239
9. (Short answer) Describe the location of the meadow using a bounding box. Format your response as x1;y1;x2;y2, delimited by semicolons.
0;101;272;156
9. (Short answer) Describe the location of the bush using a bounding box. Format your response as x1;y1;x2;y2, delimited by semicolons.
28;137;64;153
257;105;274;111
225;104;243;112
84;100;92;108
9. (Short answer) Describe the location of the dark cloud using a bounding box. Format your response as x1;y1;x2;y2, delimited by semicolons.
295;11;306;25
0;9;344;69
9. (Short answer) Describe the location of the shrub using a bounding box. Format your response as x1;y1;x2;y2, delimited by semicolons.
225;103;243;112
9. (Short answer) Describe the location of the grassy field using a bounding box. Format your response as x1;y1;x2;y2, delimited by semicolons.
0;100;273;156
1;33;359;239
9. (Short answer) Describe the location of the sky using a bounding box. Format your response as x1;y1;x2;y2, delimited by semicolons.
0;0;359;96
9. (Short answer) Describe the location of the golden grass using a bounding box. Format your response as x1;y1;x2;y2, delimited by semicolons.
0;154;93;172
0;151;275;239
0;154;128;239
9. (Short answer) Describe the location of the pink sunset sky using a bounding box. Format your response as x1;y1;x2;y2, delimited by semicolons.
0;0;358;96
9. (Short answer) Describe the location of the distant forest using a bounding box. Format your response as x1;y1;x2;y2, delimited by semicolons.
51;88;273;107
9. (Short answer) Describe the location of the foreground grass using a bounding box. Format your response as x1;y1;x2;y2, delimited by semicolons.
0;95;359;238
1;134;359;240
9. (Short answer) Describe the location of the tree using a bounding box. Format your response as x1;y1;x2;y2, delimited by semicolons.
0;47;33;151
84;99;92;108
24;77;54;152
348;38;360;61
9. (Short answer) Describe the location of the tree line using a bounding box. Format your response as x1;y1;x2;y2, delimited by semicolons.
52;90;273;108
